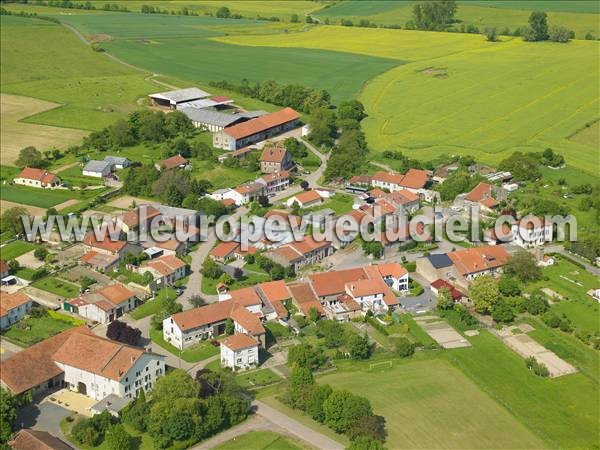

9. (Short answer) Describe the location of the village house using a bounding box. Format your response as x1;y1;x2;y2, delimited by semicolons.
286;190;324;209
287;282;325;318
259;143;294;173
416;246;510;290
113;205;162;235
142;236;187;257
180;108;265;132
371;168;430;195
213;108;301;150
0;260;9;279
149;87;211;109
104;156;130;169
220;333;260;371
324;293;362;322
255;280;290;321
79;250;120;272
14;167;61;189
139;254;187;291
0;326;165;401
155;154;190;171
163;287;266;350
430;279;466;303
258;170;291;195
222;182;266;206
9;429;75;450
462;182;507;215
267;236;333;272
83;230;142;259
83;160;113;178
210;241;239;262
64;284;138;324
0;291;33;331
509;216;553;247
383;189;421;213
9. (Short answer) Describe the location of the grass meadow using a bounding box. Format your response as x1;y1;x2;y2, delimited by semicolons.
0;240;37;260
214;431;304;450
1;184;79;208
32;277;81;298
220;26;599;173
314;1;599;38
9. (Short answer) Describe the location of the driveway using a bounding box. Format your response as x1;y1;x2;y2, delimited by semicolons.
16;402;72;440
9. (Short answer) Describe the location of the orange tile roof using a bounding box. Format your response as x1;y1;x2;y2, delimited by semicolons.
228;286;262;307
308;268;368;298
171;301;234;331
346;279;385;298
376;263;408;279
0;291;31;317
224;108;300;140
447;245;510;276
17;167;59;185
291;235;331;255
270;245;303;264
210;241;239;259
221;333;259;351
349;175;373;185
262;171;291;183
0;326;93;394
363;265;399;306
0;259;9;274
145;254;186;276
400;168;429;189
257;280;291;303
260;145;288;163
480;197;498;208
372;171;404;185
159;154;188;169
120;205;161;227
386;189;420;205
221;198;236;207
368;188;386;198
234;244;258;257
465;182;493;203
83;231;126;254
52;333;150;381
271;300;289;319
234;182;264;195
338;293;361;311
9;429;74;450
230;305;265;335
287;282;324;316
96;283;136;306
292;190;322;205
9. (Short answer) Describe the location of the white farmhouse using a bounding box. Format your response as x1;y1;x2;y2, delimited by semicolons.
510;217;553;247
220;333;259;371
14;167;61;189
0;291;33;331
65;284;137;324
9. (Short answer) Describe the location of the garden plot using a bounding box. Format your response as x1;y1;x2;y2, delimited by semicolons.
495;325;577;378
413;315;471;349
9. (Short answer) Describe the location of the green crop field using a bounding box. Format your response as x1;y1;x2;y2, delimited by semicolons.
317;356;548;449
0;14;155;131
219;26;599;174
0;185;76;208
0;240;37;260
314;1;599;38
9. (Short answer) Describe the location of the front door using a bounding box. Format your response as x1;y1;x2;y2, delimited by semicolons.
77;382;87;395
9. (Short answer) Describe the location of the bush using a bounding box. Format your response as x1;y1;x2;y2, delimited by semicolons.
525;356;550;377
394;337;415;358
71;411;113;447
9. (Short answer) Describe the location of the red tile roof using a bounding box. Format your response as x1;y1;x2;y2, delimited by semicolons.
292;190;322;205
145;254;186;276
257;280;290;303
16;167;59;185
0;291;31;317
400;168;429;189
372;171;404;185
309;268;368;298
224;108;300;140
260;145;288;163
376;263;407;279
83;231;126;254
465;182;493;203
211;95;231;103
230;305;265;335
221;333;258;351
346;279;385;297
210;241;239;259
159;154;188;170
96;283;136;306
9;429;74;450
386;189;420;205
447;245;510;276
0;259;9;274
431;279;464;301
287;282;324;316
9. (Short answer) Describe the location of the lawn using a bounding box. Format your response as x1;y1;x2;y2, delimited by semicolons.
0;240;36;260
202;272;270;296
214;431;304;450
149;328;219;363
526;257;599;332
0;15;156;131
308;193;354;215
2;310;84;346
57;165;105;188
32;277;80;298
317;355;547;449
0;184;76;208
444;330;599;450
219;26;599;174
129;287;176;320
235;368;282;389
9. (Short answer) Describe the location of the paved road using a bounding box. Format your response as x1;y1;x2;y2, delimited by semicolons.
546;244;600;276
253;400;344;450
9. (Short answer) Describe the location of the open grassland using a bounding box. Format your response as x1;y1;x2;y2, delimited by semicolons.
220;26;599;173
0;185;77;208
0;15;155;131
0;94;88;165
317;356;548;449
314;1;599;38
445;330;599;449
0;240;37;260
214;431;305;450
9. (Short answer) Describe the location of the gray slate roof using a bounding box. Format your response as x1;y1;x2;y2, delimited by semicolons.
150;87;210;103
180;108;267;128
83;160;112;173
427;253;453;269
104;156;129;165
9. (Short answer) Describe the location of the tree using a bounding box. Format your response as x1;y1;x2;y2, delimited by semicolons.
309;107;337;147
305;384;332;423
1;207;29;237
505;250;542;282
286;366;314;410
549;25;572;42
109;119;135;148
33;246;49;261
436;287;454;310
202;257;223;279
189;295;206;308
15;146;45;168
348;437;387;450
290;13;299;23
148;397;200;447
216;6;231;18
412;1;457;31
498;276;521;297
0;387;17;447
337;100;366;122
323;390;373;433
106;320;141;345
225;318;235;335
152;369;200;403
300;180;309;190
524;291;548;315
498;152;540;181
348;333;372;360
483;26;498;42
394;337;415;358
122;391;149;432
347;415;387;442
491;298;514;323
288;343;325;370
469;275;500;313
527;11;549;41
308;306;320;322
317;320;345;348
105;424;132;450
